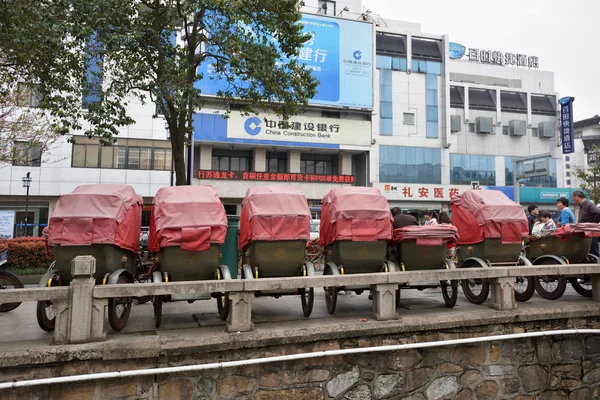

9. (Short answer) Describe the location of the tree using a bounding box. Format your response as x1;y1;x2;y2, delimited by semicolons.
0;0;318;185
574;144;600;204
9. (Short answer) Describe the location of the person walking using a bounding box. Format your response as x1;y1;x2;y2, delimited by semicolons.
556;197;575;228
572;190;600;256
391;207;418;229
526;205;539;235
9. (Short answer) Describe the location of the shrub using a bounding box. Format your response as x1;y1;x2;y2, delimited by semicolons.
0;238;54;274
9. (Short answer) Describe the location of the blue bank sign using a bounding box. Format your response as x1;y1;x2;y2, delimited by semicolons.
196;14;373;109
558;96;575;154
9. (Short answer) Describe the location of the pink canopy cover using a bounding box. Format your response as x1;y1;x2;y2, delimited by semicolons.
320;187;393;247
392;225;459;246
148;185;227;252
550;223;600;241
47;184;143;252
238;186;311;250
451;190;528;245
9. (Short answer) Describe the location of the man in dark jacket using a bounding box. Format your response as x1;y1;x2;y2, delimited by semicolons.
527;205;539;234
572;190;600;256
391;207;418;229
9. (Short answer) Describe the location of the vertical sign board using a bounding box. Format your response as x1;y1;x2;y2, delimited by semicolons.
559;96;575;154
0;211;15;239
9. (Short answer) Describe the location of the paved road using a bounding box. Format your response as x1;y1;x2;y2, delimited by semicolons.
0;280;589;345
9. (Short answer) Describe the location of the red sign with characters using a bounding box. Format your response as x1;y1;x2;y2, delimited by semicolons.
198;170;355;184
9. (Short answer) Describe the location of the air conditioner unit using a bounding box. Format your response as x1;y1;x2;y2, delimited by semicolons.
538;121;556;138
509;120;526;136
475;117;493;134
450;115;461;133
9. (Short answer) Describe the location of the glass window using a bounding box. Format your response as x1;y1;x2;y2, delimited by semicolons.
127;148;140;169
380;118;393;135
403;113;415;125
13;142;42;167
392;57;407;71
380;101;393;118
427;121;439;139
85;145;99;168
502;126;509;135
153;149;170;170
426;106;438;122
508;158;557;187
451;154;496;185
301;154;337;175
72;144;86;167
266;152;287;173
379;146;441;184
376;55;392;69
101;146;114;168
116;147;127;169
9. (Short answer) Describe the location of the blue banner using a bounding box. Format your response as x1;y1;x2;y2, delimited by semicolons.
196;14;373;109
558;96;575;154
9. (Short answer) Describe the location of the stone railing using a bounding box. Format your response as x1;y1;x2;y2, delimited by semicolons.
0;256;599;345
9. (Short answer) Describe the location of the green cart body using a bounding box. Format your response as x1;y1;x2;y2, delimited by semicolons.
53;244;136;285
244;240;307;278
325;240;388;274
394;240;449;271
526;235;591;263
456;239;522;264
158;244;222;282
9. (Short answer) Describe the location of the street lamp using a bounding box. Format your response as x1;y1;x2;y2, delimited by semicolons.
21;172;32;237
165;122;174;186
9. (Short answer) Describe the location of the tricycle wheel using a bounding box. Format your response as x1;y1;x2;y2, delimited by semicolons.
108;273;133;332
216;293;230;321
460;261;489;304
134;273;153;305
535;275;567;300
153;295;162;328
570;276;592;298
323;266;338;315
36;273;62;332
514;276;536;302
300;288;314;318
0;270;24;312
441;280;458;308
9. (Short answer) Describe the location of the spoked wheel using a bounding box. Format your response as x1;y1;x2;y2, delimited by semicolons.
441;280;458;308
534;258;567;300
108;273;134;332
460;262;490;305
134;273;153;305
514;276;536;302
153;295;162;328
323;266;338;315
0;270;24;312
216;293;230;321
300;288;314;317
570;254;596;298
37;272;62;332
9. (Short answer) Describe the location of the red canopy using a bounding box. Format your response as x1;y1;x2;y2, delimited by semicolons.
238;186;311;250
550;223;600;241
148;185;227;252
47;184;143;252
320;187;392;247
392;225;459;246
451;190;528;245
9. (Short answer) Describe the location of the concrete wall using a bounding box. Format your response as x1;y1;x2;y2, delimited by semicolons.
2;315;600;399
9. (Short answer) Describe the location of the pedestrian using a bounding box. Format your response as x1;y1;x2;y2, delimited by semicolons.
556;197;575;228
423;210;438;226
391;207;418;229
572;190;600;256
538;211;556;235
438;211;452;225
526;205;539;235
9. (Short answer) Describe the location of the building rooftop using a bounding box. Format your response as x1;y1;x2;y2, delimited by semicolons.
574;115;600;130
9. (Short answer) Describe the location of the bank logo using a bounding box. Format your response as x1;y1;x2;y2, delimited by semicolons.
244;117;262;136
353;50;362;60
449;43;466;60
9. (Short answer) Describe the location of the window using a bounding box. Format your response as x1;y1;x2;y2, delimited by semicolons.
15;83;42;108
451;154;496;186
531;94;557;116
318;0;335;16
567;179;571;185
301;154;338;175
450;86;465;109
505;156;557;187
379;146;442;184
411;37;443;62
426;74;439;138
379;69;393;135
82;34;104;109
468;123;475;133
502;126;509;135
211;149;252;172
403;113;415;125
12;142;42;167
266;152;287;173
321;111;340;119
376;34;407;57
566;172;571;177
532;127;539;137
468;88;496;111
500;91;527;114
565;156;570;162
71;136;171;170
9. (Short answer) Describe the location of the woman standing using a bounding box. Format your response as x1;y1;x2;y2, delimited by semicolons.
424;210;438;226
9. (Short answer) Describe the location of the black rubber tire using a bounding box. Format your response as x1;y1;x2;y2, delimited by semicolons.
323;267;338;315
108;274;133;332
0;270;23;312
153;295;162;328
36;274;62;332
216;293;230;321
569;276;592;298
300;288;314;317
534;257;567;300
514;276;536;302
461;268;490;305
441;280;458;308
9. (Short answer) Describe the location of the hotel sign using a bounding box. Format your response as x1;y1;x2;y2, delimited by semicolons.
449;42;539;68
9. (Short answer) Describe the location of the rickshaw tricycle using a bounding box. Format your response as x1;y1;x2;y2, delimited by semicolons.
38;184;144;332
388;225;460;308
320;187;396;314
525;223;600;299
451;190;534;304
239;186;315;317
148;185;232;327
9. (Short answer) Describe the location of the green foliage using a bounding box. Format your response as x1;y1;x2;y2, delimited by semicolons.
573;144;600;204
0;0;318;184
0;237;54;273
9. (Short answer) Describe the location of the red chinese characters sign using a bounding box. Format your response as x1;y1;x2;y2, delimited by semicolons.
378;183;473;201
198;170;355;184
